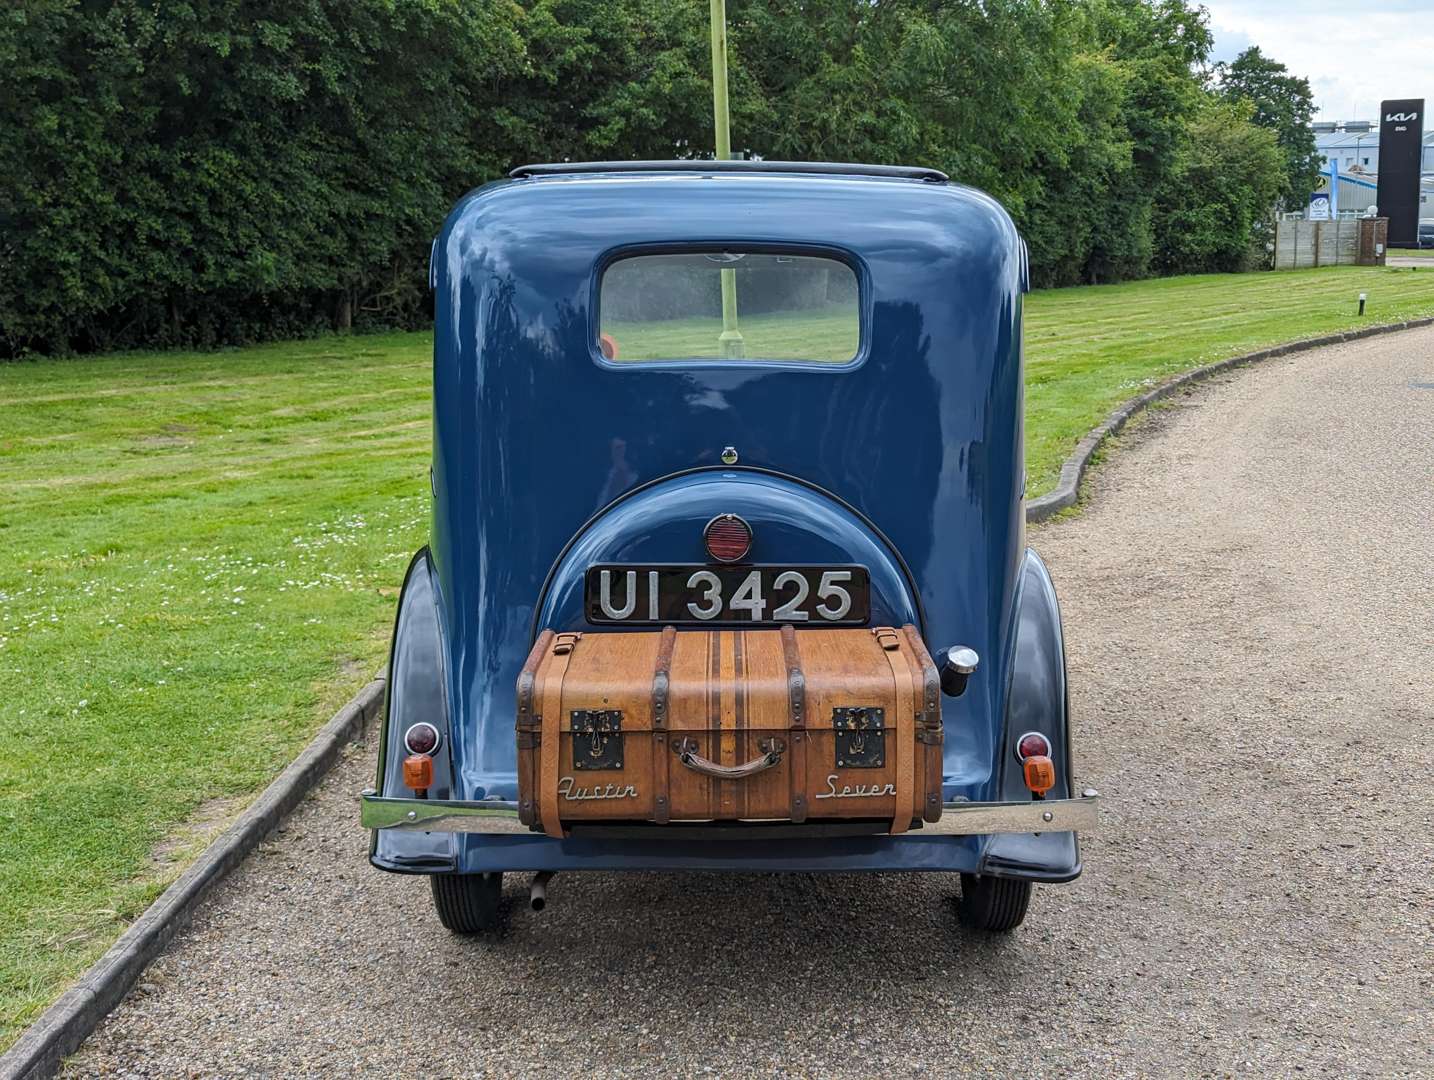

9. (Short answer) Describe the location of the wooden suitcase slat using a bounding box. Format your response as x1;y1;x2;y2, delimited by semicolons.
719;631;737;818
875;628;915;834
800;629;903;822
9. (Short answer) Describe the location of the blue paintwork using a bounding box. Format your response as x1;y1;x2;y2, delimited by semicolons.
371;164;1078;879
534;469;921;641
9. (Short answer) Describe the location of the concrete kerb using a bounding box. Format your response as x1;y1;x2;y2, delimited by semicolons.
0;678;387;1080
1023;317;1434;523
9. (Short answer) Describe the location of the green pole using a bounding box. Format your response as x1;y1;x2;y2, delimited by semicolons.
709;0;743;358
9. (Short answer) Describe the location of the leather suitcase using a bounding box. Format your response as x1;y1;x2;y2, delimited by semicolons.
516;625;942;838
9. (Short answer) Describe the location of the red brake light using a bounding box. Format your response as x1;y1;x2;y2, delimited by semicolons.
404;722;441;755
704;515;752;563
1015;731;1051;762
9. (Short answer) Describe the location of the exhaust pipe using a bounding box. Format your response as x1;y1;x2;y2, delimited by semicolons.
529;871;554;912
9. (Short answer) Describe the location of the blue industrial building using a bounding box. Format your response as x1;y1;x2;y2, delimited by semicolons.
1313;120;1434;217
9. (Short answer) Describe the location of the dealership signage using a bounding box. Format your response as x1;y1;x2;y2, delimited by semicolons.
1375;98;1424;247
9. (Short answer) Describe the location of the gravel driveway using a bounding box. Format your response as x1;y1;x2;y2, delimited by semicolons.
64;328;1434;1078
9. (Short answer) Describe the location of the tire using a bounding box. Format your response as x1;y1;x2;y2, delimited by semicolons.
430;872;503;934
957;873;1032;932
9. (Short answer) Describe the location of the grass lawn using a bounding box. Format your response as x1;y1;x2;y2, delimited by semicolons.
1390;246;1434;257
3;264;1434;1048
0;334;431;1048
1023;264;1434;493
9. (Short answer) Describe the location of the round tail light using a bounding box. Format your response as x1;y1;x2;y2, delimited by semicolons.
404;722;441;755
704;514;752;563
1015;731;1051;762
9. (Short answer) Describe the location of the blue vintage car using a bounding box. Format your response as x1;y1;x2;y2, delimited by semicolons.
361;160;1098;933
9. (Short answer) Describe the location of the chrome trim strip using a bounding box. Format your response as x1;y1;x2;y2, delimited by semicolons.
361;793;1099;836
510;160;950;183
361;797;528;834
916;795;1098;835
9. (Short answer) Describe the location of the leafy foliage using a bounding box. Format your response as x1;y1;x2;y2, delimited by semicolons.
1;0;528;355
1153;99;1286;273
1;0;1313;356
1217;46;1322;210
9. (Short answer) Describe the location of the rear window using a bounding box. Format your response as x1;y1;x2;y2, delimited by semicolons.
598;252;859;364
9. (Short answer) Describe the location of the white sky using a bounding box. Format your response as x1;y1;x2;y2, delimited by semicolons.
1204;1;1430;121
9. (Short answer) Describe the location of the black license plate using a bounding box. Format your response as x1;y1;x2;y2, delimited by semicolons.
585;565;870;626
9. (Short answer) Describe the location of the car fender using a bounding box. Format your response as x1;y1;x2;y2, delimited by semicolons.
979;548;1080;881
370;547;459;871
996;549;1072;800
533;468;924;634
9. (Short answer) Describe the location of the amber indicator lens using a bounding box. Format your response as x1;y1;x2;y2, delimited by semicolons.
1015;731;1052;762
1023;755;1056;795
703;514;752;563
404;722;440;755
403;753;434;792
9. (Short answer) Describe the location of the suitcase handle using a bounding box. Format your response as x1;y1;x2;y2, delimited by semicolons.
673;737;785;780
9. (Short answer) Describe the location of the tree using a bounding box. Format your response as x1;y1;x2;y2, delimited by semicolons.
1153;99;1285;274
486;0;713;164
0;0;530;355
1217;46;1321;210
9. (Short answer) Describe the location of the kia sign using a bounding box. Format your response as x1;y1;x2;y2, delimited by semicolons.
1376;98;1424;247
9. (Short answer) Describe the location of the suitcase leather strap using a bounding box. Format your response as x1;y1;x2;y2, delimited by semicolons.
516;629;555;827
780;625;808;824
538;632;582;838
650;625;678;825
875;627;915;835
902;624;945;823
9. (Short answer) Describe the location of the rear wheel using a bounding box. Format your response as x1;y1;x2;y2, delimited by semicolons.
430;872;503;934
957;873;1032;932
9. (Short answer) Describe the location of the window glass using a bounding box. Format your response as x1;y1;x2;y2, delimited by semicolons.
598;252;859;363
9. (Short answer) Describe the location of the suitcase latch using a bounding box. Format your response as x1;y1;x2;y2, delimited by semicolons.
571;709;624;770
832;706;885;768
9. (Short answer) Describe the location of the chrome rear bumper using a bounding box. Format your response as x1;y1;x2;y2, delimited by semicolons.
360;791;1099;836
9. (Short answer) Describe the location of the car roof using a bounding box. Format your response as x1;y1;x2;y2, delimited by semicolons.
509;159;949;183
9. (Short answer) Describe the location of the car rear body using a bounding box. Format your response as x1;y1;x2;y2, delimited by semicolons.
364;162;1091;884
